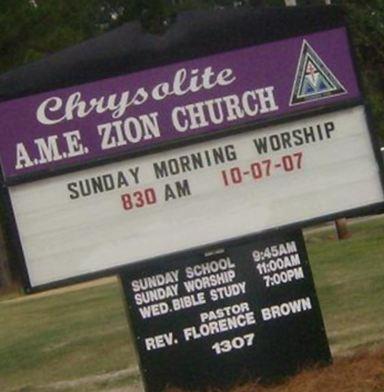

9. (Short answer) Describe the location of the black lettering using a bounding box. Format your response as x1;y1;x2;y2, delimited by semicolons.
316;124;324;141
102;174;115;191
164;180;191;201
117;171;129;188
153;161;169;179
280;132;292;149
67;182;79;199
164;184;177;201
79;180;92;197
190;153;204;169
168;159;180;175
225;144;237;161
175;179;191;197
211;147;225;164
270;134;281;151
324;121;335;138
179;156;191;172
303;126;316;143
292;129;304;146
253;137;268;154
90;177;105;194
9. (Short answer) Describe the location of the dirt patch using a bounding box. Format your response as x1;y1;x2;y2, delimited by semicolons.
8;346;384;392
167;346;384;392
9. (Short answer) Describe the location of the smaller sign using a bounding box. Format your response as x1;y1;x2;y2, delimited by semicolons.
120;230;331;392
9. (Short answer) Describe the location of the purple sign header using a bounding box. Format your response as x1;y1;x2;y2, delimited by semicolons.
0;27;360;179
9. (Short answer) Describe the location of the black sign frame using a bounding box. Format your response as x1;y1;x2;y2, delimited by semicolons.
0;6;383;293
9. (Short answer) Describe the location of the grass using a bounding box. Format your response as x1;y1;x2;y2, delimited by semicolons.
0;281;138;391
0;216;383;391
305;217;384;356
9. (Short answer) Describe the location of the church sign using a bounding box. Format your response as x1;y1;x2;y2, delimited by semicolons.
1;6;384;392
0;24;383;290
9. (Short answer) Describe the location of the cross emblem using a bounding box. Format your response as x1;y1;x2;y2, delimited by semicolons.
306;61;318;84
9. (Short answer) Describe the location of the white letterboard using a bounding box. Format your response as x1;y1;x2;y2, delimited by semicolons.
9;106;384;287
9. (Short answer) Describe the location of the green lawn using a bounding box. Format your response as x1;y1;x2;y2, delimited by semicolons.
0;217;383;391
0;282;138;391
305;217;384;356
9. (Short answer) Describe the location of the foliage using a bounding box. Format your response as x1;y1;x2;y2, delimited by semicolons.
0;0;102;72
334;0;384;139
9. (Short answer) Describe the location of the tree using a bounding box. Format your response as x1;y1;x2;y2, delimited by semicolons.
334;0;384;139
